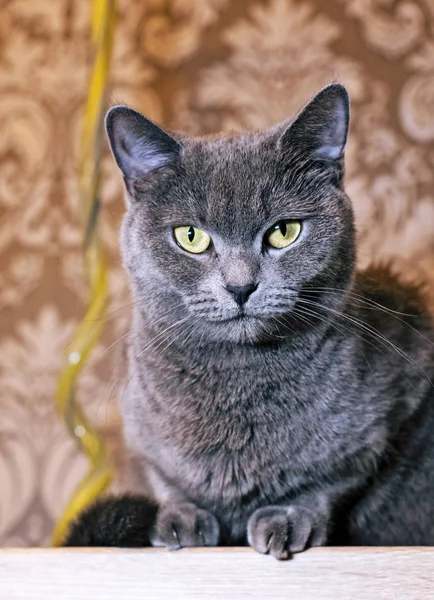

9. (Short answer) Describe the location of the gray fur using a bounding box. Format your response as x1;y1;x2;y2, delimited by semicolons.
106;83;434;557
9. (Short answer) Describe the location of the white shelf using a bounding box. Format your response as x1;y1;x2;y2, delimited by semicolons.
1;547;433;599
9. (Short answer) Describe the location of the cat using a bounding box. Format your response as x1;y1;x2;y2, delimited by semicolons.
64;84;434;559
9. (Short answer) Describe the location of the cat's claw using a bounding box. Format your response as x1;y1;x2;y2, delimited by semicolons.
151;503;220;550
247;505;327;560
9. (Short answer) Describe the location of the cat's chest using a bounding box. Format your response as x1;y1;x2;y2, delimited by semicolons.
131;350;372;484
149;357;297;452
124;339;385;524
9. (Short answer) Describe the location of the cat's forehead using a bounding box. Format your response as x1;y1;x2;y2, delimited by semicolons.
182;130;278;177
175;134;280;232
172;130;317;234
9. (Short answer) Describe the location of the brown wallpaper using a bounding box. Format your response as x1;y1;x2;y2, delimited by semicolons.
1;0;433;546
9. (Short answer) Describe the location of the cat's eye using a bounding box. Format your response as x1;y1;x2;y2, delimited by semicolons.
173;226;211;254
266;220;301;249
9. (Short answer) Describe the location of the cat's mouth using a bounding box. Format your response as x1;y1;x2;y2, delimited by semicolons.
220;316;247;324
210;313;262;324
203;311;285;344
198;308;293;343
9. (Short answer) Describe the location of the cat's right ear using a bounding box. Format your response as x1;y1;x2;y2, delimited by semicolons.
105;106;181;181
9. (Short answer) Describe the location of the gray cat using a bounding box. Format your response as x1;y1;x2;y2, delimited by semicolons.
65;84;434;558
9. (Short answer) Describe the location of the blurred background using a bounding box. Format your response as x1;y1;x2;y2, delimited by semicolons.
1;0;434;546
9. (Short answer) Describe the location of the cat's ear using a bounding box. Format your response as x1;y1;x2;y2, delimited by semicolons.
279;83;350;163
105;106;181;180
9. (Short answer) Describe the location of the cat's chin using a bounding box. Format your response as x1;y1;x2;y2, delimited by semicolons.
201;315;274;344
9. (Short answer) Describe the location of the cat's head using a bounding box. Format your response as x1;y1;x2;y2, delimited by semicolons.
107;84;354;344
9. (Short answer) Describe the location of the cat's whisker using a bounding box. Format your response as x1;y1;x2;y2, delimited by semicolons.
301;286;416;318
150;317;200;358
189;298;219;306
158;317;203;358
289;308;313;330
99;330;132;359
297;299;434;388
94;359;125;425
94;311;192;423
191;309;218;318
136;316;191;358
83;298;141;324
300;287;434;351
270;316;297;338
111;318;201;413
291;305;402;395
143;303;187;329
292;305;391;364
91;330;137;424
294;302;407;395
91;303;189;420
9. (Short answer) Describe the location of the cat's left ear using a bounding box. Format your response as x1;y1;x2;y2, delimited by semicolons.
279;83;350;165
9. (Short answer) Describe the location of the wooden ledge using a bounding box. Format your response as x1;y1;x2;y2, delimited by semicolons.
1;547;433;599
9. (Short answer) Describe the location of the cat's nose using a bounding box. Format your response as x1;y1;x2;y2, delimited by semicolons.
226;283;258;307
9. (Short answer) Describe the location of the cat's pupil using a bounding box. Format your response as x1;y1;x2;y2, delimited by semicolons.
279;222;287;237
188;227;195;242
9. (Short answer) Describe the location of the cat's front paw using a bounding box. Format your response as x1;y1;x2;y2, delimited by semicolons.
247;505;327;560
151;503;220;550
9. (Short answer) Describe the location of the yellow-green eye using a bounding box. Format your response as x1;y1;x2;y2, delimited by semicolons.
267;220;301;249
174;226;211;254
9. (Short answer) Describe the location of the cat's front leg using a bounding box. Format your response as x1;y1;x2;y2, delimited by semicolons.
247;494;330;560
151;503;220;550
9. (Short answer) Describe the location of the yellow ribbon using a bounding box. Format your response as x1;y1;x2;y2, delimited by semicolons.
52;0;116;546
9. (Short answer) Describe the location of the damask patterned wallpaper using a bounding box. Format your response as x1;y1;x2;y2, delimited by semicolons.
1;0;433;546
